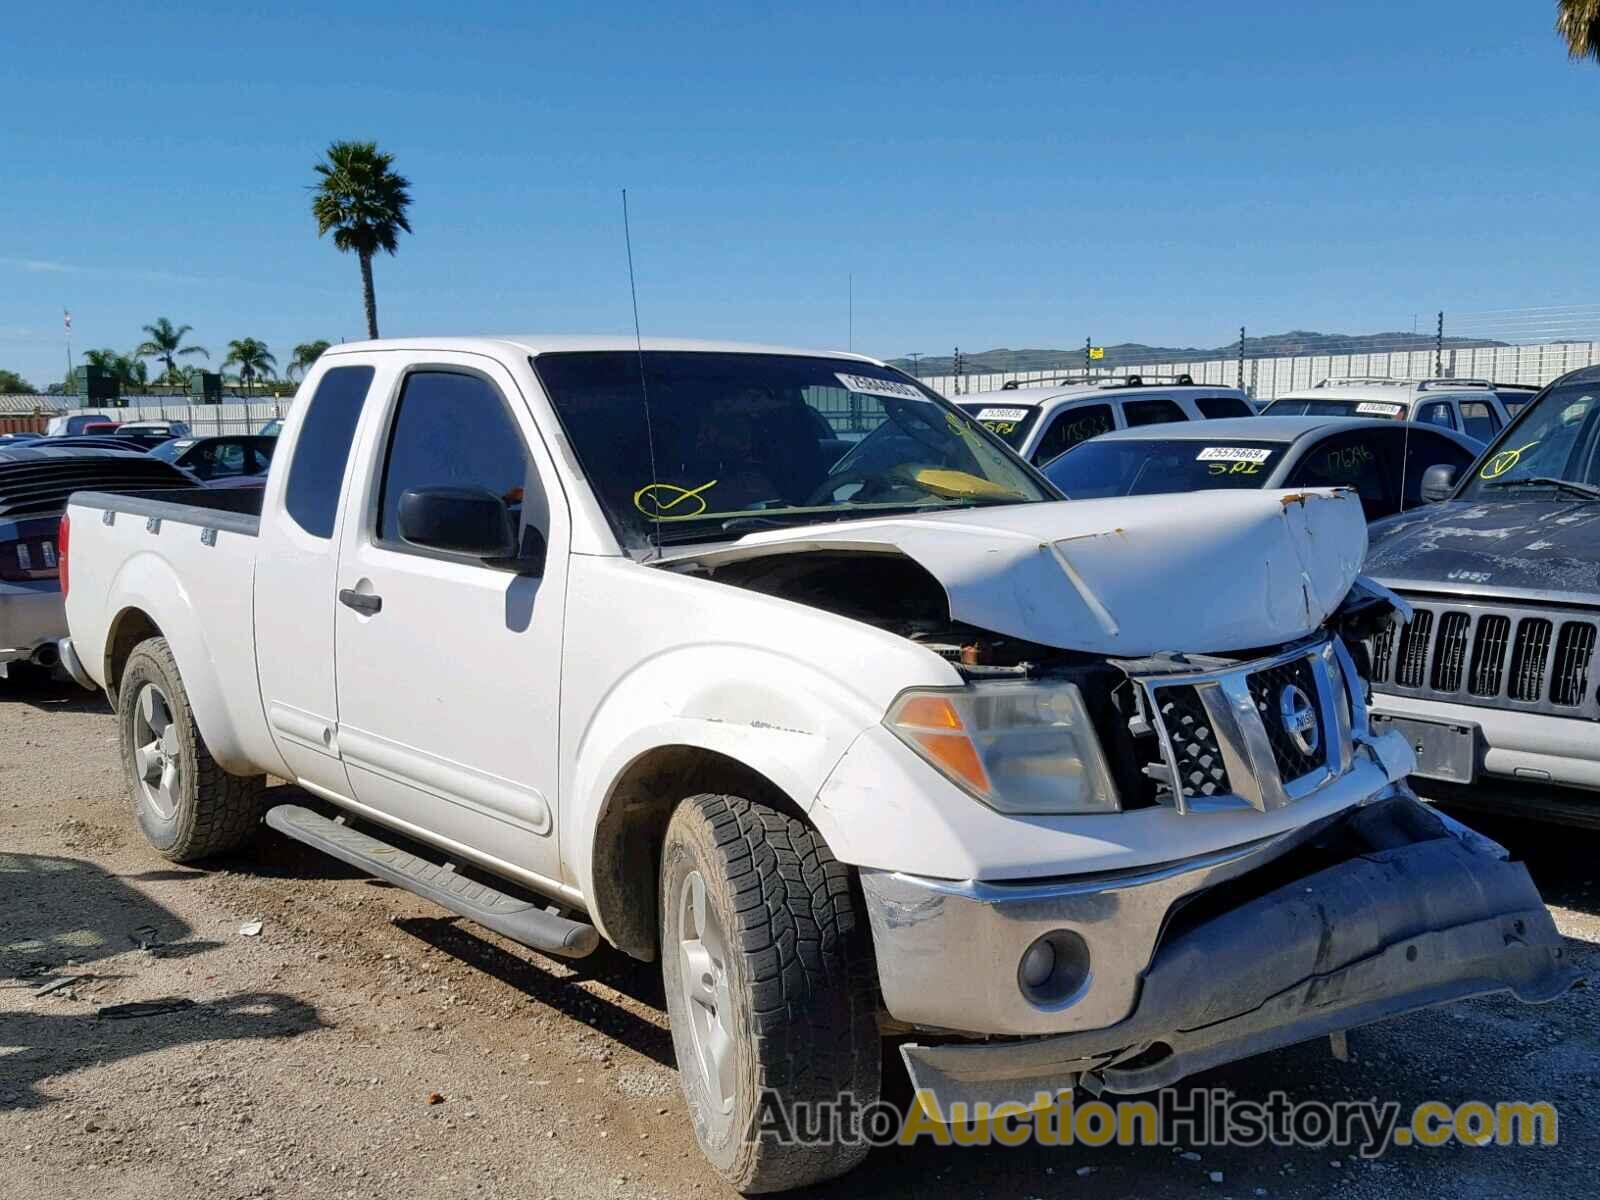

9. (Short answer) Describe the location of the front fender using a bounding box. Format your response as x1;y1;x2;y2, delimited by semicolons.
563;643;891;924
102;551;283;778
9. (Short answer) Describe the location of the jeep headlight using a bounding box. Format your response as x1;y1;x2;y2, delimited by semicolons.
885;681;1120;814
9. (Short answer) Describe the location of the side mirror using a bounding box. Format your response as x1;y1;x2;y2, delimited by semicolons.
398;486;516;558
1419;463;1458;503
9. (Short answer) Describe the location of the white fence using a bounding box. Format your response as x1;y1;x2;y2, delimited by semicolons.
109;399;292;437
919;340;1600;401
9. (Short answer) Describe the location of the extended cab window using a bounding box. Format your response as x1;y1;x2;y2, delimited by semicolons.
376;371;545;557
285;365;374;537
1123;397;1186;427
1033;403;1112;464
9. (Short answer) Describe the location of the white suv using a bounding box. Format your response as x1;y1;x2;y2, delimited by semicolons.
1263;377;1509;443
956;375;1254;464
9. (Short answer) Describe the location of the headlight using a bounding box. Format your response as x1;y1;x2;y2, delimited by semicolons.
884;681;1119;814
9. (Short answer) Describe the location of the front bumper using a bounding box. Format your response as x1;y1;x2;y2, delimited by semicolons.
0;578;66;667
871;796;1574;1110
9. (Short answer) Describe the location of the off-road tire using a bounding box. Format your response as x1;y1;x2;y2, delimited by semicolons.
660;793;881;1193
118;636;267;861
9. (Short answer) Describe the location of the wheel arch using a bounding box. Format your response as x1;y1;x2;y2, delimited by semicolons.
104;605;164;704
588;744;816;962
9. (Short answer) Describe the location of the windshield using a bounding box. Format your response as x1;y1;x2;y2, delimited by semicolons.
1265;397;1406;419
1457;380;1600;500
955;402;1041;449
534;351;1052;549
1042;438;1285;498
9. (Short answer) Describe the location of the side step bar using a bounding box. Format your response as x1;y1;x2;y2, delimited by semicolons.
265;804;599;958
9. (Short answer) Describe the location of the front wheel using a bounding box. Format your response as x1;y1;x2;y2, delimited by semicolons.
118;636;266;862
660;794;880;1193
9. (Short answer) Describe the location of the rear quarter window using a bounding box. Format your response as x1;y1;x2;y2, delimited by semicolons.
1195;395;1253;419
285;365;374;538
1123;397;1187;427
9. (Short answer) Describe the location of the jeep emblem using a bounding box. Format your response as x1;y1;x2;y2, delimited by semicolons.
1278;684;1320;757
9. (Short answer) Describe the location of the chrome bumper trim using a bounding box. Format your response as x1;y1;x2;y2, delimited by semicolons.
860;787;1396;1038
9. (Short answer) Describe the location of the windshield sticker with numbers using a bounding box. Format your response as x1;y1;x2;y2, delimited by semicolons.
1355;402;1404;416
1196;446;1272;464
975;407;1030;422
834;373;926;401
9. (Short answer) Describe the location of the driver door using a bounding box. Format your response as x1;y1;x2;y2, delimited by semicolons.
333;357;569;885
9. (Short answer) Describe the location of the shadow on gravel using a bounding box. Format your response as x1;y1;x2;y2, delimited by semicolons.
0;666;110;715
394;916;676;1069
0;852;221;981
0;991;326;1110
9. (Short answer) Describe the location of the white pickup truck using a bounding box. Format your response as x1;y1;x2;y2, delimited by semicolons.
59;337;1572;1190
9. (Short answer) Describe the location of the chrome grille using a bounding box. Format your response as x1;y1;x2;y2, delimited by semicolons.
1245;657;1327;781
1154;685;1231;800
1141;639;1353;815
1369;599;1600;718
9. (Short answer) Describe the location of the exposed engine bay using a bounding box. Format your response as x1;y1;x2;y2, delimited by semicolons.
679;547;1407;813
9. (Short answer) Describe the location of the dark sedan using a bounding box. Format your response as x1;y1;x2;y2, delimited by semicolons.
150;434;275;482
1;445;197;676
1039;415;1483;522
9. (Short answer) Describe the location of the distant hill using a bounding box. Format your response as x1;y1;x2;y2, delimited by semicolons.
888;330;1507;377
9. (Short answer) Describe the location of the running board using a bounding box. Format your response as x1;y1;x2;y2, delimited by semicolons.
265;804;599;958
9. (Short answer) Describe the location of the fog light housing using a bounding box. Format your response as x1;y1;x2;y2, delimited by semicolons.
1017;930;1091;1007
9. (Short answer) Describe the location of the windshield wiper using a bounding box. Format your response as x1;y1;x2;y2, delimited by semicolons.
720;514;821;533
1486;477;1600;500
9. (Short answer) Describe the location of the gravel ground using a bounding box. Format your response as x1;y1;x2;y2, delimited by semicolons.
2;667;1597;1199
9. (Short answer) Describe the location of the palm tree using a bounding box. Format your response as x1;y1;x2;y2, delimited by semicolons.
310;140;413;339
287;339;333;381
223;338;277;395
135;317;209;384
81;348;147;393
1558;0;1600;62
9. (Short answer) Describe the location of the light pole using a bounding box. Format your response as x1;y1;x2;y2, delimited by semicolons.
907;352;921;378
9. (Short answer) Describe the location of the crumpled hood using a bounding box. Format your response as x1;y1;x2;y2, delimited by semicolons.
1367;498;1600;603
664;488;1368;656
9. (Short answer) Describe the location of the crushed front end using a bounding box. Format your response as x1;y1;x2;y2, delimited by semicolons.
858;594;1576;1111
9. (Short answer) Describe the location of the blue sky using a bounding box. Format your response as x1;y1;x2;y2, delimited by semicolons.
3;1;1596;389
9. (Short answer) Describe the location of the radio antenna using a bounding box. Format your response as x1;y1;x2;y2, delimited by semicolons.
622;188;663;556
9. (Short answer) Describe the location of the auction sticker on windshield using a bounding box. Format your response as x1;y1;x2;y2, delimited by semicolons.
1197;446;1273;463
975;407;1030;422
835;373;926;401
1356;402;1405;416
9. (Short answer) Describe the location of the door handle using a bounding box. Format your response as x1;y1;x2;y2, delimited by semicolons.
338;588;383;616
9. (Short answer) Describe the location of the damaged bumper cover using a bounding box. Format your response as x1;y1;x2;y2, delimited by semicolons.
871;796;1575;1111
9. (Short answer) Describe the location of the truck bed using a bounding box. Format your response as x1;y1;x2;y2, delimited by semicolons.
68;486;263;537
63;484;274;777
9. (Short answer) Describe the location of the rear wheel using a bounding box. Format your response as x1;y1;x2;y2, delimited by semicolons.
660;793;880;1193
118;637;266;862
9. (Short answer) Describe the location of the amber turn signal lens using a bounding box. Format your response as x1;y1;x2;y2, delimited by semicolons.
895;694;964;731
907;731;991;796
